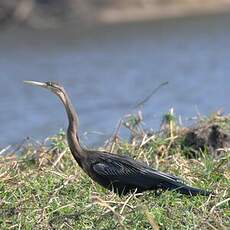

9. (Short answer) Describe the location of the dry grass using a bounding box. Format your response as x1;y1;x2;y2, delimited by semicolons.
0;113;229;229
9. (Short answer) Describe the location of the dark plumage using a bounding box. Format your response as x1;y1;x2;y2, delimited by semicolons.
25;81;211;196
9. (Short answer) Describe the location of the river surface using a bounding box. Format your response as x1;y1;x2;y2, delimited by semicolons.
1;13;230;148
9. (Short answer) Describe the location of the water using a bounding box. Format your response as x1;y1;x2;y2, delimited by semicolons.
1;13;230;148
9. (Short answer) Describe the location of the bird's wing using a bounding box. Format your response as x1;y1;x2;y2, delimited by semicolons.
92;160;137;177
92;154;184;187
105;152;184;183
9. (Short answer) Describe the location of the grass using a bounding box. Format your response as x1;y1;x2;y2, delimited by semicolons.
0;113;229;229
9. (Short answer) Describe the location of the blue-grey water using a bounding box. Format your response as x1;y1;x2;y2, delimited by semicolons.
1;13;230;148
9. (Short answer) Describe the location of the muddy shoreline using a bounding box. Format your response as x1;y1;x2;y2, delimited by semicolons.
97;3;230;24
1;1;230;28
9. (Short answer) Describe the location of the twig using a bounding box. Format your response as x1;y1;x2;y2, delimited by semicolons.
140;134;155;147
210;198;230;214
52;149;67;167
142;206;159;230
49;203;74;215
120;191;135;215
206;222;218;230
49;175;76;200
64;222;74;230
9;224;18;229
93;196;127;230
109;119;123;152
0;145;11;156
134;81;168;108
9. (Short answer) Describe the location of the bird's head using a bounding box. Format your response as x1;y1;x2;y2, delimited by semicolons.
24;80;67;102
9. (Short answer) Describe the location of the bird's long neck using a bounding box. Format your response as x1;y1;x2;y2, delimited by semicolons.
60;91;86;165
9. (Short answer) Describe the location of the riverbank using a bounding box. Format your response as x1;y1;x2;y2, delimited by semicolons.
0;113;229;229
1;0;230;28
97;1;230;24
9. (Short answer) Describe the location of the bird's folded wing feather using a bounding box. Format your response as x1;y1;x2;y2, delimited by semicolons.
92;156;185;186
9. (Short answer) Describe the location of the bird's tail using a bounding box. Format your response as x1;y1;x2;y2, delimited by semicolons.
161;181;211;196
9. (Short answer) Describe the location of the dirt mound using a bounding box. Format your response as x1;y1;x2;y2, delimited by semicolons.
183;124;230;158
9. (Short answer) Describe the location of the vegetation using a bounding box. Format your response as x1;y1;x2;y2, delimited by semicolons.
0;113;229;229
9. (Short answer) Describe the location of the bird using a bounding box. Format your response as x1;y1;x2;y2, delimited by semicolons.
24;81;211;196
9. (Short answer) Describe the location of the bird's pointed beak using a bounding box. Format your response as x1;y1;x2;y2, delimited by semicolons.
24;80;47;88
